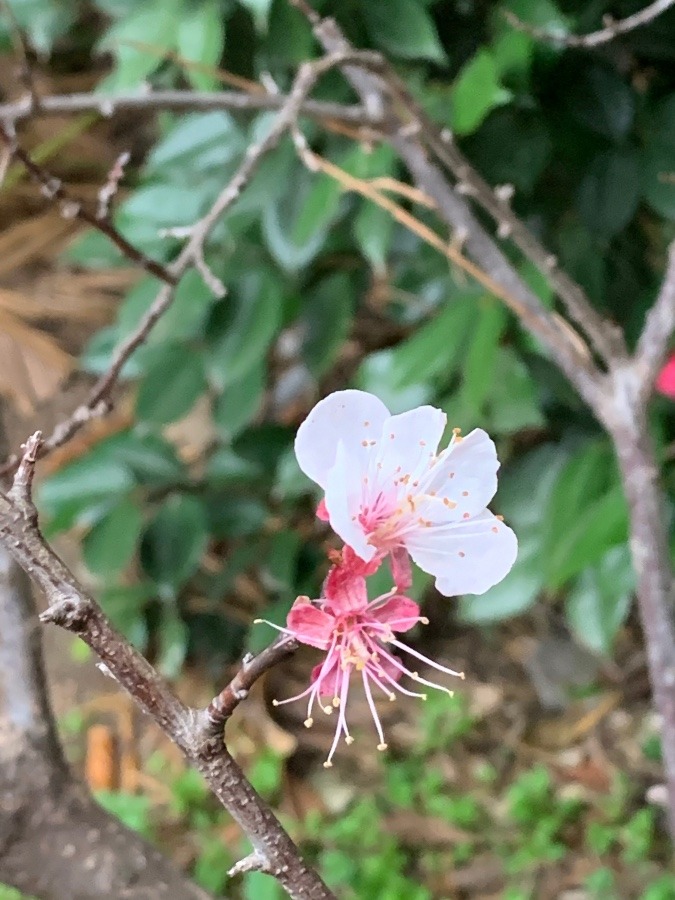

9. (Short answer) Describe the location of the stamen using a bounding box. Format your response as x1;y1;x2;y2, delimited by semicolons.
362;670;387;749
389;638;465;678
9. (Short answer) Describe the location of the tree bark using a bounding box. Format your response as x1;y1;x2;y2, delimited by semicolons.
0;545;212;900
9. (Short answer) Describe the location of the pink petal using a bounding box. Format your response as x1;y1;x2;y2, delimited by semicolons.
389;546;412;592
376;406;447;481
324;442;376;561
310;655;342;697
369;595;421;633
420;428;499;521
316;497;330;521
406;510;517;596
323;569;369;614
657;354;675;398
294;390;390;489
287;601;335;649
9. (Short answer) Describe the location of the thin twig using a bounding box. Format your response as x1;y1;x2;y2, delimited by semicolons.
504;0;675;49
0;88;376;130
204;636;299;733
0;0;40;111
0;127;176;284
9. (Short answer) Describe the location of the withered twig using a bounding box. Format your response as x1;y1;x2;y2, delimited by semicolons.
504;0;675;49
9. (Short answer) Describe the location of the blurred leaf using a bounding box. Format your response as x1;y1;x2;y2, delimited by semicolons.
83;498;143;577
207;273;282;387
100;584;154;647
206;495;268;538
213;360;266;439
145;112;244;175
110;431;187;486
206;447;262;483
99;1;179;90
388;293;478;388
357;349;433;412
452;50;512;136
354;201;395;273
243;871;283;900
117;271;212;347
156;607;189;677
176;0;224;91
567;65;634;141
361;0;446;62
546;484;629;588
487;349;544;434
141;495;208;592
263;166;331;270
644;143;675;220
458;298;508;414
273;446;314;500
38;453;133;531
577;149;641;240
300;273;352;376
566;545;635;654
95;791;154;837
136;343;208;424
263;530;302;593
464;110;551;193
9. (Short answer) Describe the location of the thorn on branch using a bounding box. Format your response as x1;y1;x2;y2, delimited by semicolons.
39;596;92;630
8;431;41;516
97;150;131;220
229;852;272;878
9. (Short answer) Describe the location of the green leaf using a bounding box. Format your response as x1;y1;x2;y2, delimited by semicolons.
452;50;512;136
486;349;544;434
156;608;188;677
354;201;394;273
118;271;212;348
458;298;508;415
140;495;209;591
99;1;179;90
388;293;479;388
459;535;542;623
577;149;641;240
206;495;268;538
109;431;186;486
145;112;244;175
361;0;446;62
176;0;224;91
136;343;208;424
206;272;281;387
566;546;634;654
213;360;266;439
300;273;352;377
38;454;134;530
546;484;629;588
83;498;143;577
100;584;154;647
644;143;675;220
464;110;551;193
262;165;331;270
239;0;273;26
357;349;433;413
566;65;635;141
206;447;262;483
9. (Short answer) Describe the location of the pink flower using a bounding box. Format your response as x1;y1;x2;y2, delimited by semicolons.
657;354;675;398
295;390;517;596
260;556;463;766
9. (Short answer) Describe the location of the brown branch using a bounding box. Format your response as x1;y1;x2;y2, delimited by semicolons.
0;87;375;130
634;242;675;405
0;51;371;478
204;635;299;732
504;0;675;49
0;126;176;284
299;9;604;412
0;435;333;899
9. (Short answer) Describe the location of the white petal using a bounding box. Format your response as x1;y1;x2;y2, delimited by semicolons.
420;429;499;520
294;390;390;489
406;510;517;596
324;442;376;561
375;406;447;482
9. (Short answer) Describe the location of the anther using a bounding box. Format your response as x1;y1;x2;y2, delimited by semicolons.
304;717;314;728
